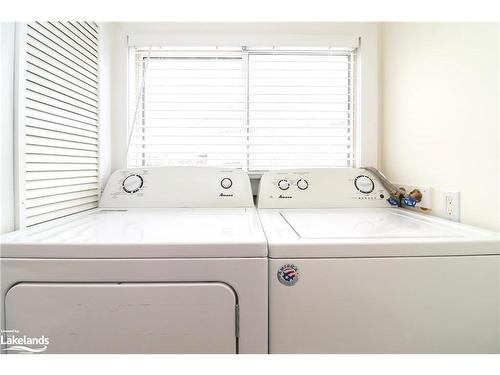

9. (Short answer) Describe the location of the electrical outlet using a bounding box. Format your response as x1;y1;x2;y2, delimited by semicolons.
443;191;460;222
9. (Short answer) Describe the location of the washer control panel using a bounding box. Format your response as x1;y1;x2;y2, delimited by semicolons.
100;166;254;208
257;168;390;208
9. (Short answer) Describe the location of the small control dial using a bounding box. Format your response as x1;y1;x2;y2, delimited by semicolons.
220;178;232;189
278;179;290;190
297;179;309;190
354;175;375;194
122;174;143;194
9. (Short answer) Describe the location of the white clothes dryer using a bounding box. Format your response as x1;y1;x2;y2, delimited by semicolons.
1;167;267;354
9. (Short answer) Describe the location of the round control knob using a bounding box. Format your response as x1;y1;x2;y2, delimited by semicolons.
220;178;232;189
278;179;290;190
297;179;309;190
122;174;143;193
354;175;375;194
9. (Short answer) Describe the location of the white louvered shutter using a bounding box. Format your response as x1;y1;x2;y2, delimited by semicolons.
18;22;100;228
128;46;356;173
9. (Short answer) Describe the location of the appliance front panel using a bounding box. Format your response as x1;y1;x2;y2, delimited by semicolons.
1;257;268;354
5;282;237;354
269;256;500;353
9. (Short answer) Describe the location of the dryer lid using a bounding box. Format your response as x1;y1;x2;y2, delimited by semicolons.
0;208;267;258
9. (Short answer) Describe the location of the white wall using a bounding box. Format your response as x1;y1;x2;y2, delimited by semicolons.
498;23;500;233
1;23;16;234
380;23;500;231
3;22;498;232
108;22;380;177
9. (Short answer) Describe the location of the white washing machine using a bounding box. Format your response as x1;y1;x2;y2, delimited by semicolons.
258;168;500;354
1;167;267;354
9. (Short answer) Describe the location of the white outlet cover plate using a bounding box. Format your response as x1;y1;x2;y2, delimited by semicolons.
444;191;460;222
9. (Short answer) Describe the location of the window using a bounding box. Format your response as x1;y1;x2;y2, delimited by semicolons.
128;46;356;172
16;22;100;228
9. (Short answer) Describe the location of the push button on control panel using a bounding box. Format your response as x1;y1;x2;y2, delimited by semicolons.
297;179;309;190
220;178;233;189
278;179;290;190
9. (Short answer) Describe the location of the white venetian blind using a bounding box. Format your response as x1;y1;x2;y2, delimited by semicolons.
20;21;100;227
128;46;356;172
247;49;355;171
128;47;247;169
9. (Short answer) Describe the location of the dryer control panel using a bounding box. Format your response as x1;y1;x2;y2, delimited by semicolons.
257;168;390;208
100;167;254;208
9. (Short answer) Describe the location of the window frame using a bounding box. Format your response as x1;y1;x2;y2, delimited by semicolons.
116;29;378;180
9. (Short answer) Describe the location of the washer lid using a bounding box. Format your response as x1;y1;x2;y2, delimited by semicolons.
0;208;267;258
283;209;460;239
258;208;500;258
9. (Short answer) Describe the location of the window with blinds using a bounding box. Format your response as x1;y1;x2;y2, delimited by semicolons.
128;46;356;172
18;22;99;228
